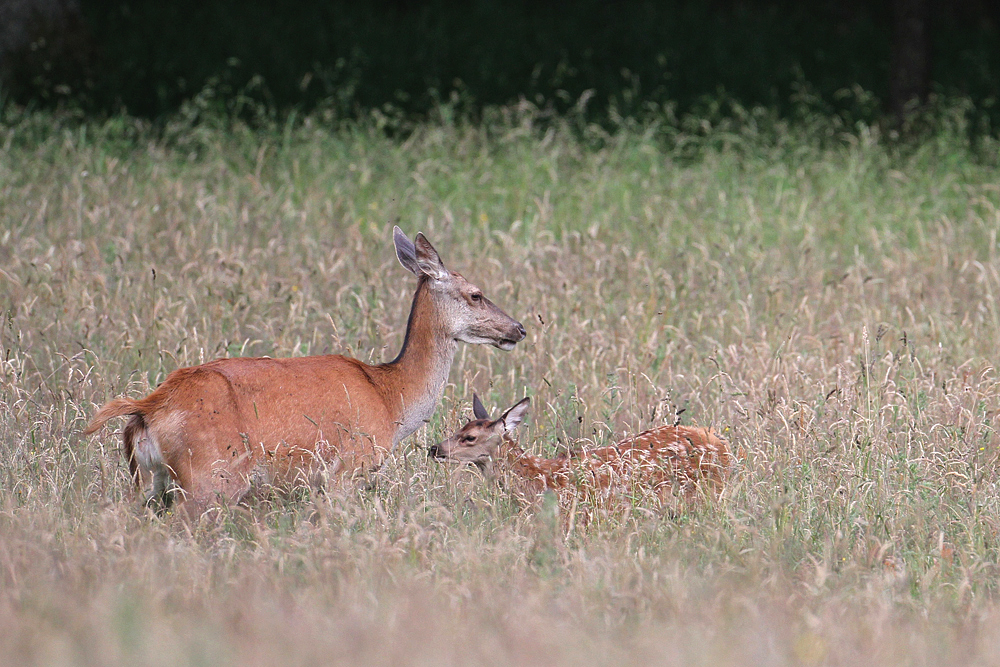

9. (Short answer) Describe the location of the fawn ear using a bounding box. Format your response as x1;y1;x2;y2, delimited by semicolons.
413;232;450;281
472;393;490;420
394;226;420;275
498;397;531;432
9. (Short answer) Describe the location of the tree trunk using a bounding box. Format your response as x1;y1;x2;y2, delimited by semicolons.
888;0;931;124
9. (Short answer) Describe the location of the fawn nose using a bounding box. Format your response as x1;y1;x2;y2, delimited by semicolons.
427;444;441;458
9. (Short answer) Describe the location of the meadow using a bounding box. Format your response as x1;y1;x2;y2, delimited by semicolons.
3;101;1000;665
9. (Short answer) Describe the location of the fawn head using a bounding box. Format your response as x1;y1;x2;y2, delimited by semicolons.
428;394;531;468
394;227;526;350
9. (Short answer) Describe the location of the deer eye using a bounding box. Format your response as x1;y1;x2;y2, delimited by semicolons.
460;435;476;445
470;293;483;303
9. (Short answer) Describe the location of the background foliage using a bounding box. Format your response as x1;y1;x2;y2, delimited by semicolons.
3;0;998;130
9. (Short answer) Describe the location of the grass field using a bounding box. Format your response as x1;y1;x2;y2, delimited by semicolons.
3;103;1000;665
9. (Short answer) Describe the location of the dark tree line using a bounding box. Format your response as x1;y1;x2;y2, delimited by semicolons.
0;0;997;125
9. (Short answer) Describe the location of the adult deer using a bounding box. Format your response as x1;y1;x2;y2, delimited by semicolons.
429;395;731;503
85;228;526;510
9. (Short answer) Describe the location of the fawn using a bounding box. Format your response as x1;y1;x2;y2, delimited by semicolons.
429;395;731;507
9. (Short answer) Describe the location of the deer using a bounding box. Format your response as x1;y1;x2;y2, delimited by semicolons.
428;395;732;509
84;227;526;512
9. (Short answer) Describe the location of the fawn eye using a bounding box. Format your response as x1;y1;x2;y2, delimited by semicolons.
460;435;476;445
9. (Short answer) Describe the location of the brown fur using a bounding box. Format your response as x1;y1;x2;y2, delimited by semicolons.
430;396;732;510
86;229;525;510
499;424;731;501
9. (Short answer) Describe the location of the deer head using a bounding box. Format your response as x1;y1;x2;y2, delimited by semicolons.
428;394;531;468
393;227;525;351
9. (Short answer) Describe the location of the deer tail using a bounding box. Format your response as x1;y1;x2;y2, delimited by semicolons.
83;397;144;435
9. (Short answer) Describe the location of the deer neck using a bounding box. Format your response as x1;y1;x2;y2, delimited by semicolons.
382;278;458;446
499;437;568;490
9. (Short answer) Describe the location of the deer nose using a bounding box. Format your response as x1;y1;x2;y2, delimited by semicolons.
514;322;526;340
427;444;441;458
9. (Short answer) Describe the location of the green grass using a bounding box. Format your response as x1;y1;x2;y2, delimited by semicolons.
3;104;1000;665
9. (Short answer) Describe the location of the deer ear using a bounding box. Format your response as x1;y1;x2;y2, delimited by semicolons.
413;233;449;281
498;397;530;432
472;393;490;420
394;226;422;275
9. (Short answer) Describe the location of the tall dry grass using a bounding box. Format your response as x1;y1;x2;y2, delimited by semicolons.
3;105;1000;665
